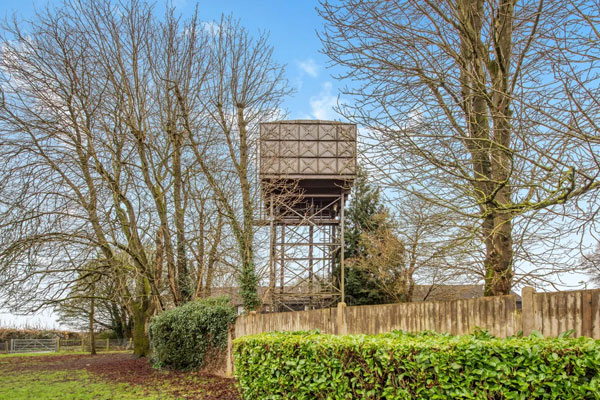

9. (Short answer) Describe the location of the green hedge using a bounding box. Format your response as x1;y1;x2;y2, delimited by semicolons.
149;297;236;370
234;330;600;399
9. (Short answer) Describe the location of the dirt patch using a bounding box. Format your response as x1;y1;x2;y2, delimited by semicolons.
84;354;240;400
1;353;241;400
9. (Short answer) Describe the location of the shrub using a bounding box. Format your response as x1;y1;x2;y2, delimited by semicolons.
149;297;236;370
234;330;600;399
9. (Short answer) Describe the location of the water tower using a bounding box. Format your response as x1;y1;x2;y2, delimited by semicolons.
259;120;357;311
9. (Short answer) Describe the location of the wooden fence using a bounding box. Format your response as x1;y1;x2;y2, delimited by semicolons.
234;294;522;339
235;306;339;337
234;287;600;340
226;287;600;376
522;287;600;338
1;338;133;354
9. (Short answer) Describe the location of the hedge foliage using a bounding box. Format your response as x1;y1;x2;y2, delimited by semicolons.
234;330;600;399
149;297;236;370
0;328;81;341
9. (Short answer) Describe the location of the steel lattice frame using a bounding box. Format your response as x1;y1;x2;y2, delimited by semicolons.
265;192;345;312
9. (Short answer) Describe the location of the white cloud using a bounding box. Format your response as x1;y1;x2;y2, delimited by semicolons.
292;75;305;92
297;58;319;78
171;0;188;8
202;21;220;36
309;81;339;120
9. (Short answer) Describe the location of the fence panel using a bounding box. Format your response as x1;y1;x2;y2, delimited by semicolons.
532;289;600;338
344;295;520;337
10;338;57;353
108;338;133;350
235;295;522;339
59;339;84;351
2;337;134;354
58;338;133;352
235;307;337;337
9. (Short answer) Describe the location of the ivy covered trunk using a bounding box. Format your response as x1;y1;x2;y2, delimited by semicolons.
237;107;260;312
131;275;153;358
240;257;260;311
235;215;260;311
132;304;150;358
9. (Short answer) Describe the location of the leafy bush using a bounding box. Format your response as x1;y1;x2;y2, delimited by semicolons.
234;330;600;399
149;297;236;370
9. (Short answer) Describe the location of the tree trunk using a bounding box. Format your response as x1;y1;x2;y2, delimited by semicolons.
484;212;514;295
205;213;223;298
485;0;515;295
240;258;260;311
237;107;260;311
132;303;150;358
89;293;96;355
193;200;206;300
108;302;121;338
457;0;515;296
131;275;152;358
172;125;190;303
124;315;133;339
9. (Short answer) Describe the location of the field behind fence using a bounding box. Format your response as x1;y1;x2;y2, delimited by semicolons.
234;287;600;339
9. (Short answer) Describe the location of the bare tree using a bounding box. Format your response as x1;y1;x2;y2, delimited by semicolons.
319;0;600;295
0;1;264;356
395;195;476;291
57;271;133;339
181;16;291;311
580;243;600;288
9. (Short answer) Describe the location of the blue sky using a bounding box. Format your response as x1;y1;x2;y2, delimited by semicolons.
0;0;343;328
0;0;343;122
0;1;591;329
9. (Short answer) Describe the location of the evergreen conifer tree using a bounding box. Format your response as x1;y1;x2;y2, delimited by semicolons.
343;168;396;305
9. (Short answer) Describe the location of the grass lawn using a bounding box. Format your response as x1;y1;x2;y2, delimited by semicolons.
0;369;163;400
0;352;239;400
0;350;105;359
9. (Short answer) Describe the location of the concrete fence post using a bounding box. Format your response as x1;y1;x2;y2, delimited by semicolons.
249;311;257;335
336;302;347;335
521;286;536;336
